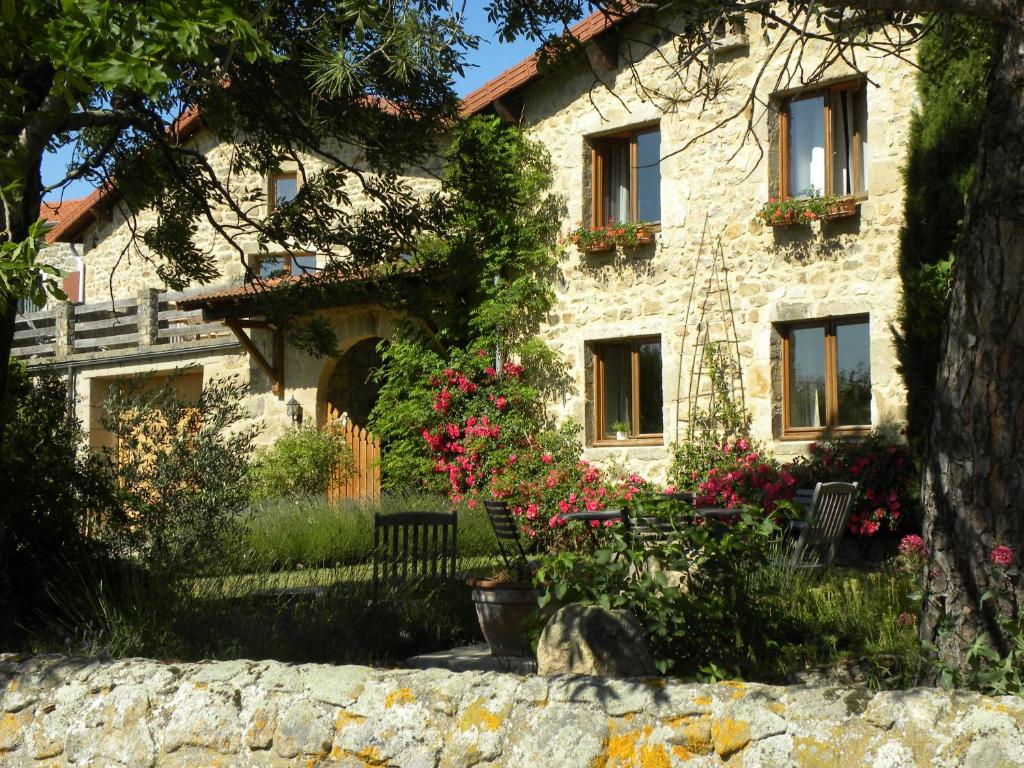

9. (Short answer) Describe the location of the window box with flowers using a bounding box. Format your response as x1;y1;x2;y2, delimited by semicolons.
570;221;656;253
758;193;859;228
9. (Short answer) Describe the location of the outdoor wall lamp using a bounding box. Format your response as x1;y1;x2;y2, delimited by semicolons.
286;396;303;426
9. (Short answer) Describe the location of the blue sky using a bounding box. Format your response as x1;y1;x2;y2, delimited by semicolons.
41;7;545;202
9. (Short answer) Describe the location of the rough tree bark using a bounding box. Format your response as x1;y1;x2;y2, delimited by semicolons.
920;14;1024;669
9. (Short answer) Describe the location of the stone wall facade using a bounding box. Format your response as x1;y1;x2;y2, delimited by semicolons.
58;9;918;468
2;653;1022;767
518;13;915;479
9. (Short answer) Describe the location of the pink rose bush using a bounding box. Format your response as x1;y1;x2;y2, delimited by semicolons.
671;432;916;538
671;436;797;513
787;435;915;537
420;353;651;550
896;533;929;575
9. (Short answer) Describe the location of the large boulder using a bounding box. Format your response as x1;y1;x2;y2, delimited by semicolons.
536;603;656;677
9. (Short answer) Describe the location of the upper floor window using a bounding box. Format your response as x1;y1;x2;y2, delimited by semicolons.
781;316;871;437
256;253;318;279
590;126;661;225
270;172;298;209
780;82;867;199
592;336;663;443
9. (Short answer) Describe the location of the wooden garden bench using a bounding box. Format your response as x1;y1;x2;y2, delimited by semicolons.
372;511;458;591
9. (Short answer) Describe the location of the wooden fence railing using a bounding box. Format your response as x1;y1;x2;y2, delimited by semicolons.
11;287;232;362
326;406;381;502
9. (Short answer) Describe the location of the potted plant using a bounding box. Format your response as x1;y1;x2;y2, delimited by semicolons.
824;197;858;220
611;420;630;441
569;220;656;253
467;566;539;657
758;196;821;227
758;193;859;228
569;224;615;254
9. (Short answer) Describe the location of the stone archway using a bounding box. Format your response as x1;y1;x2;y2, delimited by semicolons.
322;337;383;429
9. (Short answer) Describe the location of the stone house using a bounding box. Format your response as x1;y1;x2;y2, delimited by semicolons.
16;8;914;487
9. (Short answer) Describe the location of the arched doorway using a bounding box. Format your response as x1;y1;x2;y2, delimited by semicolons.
322;337;384;500
323;337;383;428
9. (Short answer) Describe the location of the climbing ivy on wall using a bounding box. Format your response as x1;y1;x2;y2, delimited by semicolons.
896;17;995;457
369;117;567;489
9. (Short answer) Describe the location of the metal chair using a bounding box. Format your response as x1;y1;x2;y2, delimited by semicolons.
785;481;859;570
482;500;533;573
372;511;458;591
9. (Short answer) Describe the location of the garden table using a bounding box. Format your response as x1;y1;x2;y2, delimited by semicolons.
557;509;623;526
556;509;624;545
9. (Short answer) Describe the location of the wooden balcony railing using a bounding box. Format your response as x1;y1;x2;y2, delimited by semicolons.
11;288;233;363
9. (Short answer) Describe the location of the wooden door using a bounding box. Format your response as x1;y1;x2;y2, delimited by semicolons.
326;404;381;501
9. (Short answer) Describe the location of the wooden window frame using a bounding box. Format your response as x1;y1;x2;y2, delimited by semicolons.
590;125;661;227
780;315;871;440
252;252;317;279
778;80;865;200
593;336;664;445
269;171;298;211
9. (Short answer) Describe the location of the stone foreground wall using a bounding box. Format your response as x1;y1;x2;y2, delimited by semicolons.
2;654;1022;767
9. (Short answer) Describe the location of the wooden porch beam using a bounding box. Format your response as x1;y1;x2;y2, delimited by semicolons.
589;32;619;71
493;97;524;125
225;319;284;398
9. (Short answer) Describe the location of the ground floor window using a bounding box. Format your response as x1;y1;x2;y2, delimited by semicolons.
781;315;871;437
592;336;663;443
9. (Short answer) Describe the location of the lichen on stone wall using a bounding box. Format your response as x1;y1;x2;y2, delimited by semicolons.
2;653;1024;767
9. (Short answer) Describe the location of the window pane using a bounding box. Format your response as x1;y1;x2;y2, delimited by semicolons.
635;130;661;222
836;322;871;425
259;256;287;279
788;326;826;428
602;144;630;224
831;89;866;196
273;174;297;207
601;345;632;436
637;340;663;434
788;95;826;198
291;255;319;275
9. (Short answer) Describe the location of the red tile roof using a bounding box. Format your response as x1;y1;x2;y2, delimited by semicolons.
460;6;629;116
39;197;90;241
51;8;632;244
46;107;204;244
176;275;305;308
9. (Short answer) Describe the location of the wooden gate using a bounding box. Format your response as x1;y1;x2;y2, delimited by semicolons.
326;405;381;501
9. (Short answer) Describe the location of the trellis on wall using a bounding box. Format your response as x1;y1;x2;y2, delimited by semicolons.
675;218;748;444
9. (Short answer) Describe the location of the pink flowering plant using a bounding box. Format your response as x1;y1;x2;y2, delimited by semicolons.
787;434;916;537
896;534;929;574
419;348;547;501
695;437;797;512
418;350;650;552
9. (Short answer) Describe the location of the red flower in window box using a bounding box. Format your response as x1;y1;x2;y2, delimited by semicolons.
569;221;656;252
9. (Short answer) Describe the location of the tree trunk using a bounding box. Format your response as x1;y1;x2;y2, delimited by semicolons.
920;18;1024;670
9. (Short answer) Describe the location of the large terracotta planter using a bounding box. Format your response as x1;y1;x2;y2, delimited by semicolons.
467;577;539;657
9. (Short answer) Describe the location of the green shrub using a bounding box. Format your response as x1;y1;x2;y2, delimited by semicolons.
100;376;257;576
751;560;922;686
535;496;785;676
0;361;113;648
249;425;354;502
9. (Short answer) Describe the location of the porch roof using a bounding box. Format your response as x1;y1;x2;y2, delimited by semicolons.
176;269;386;321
